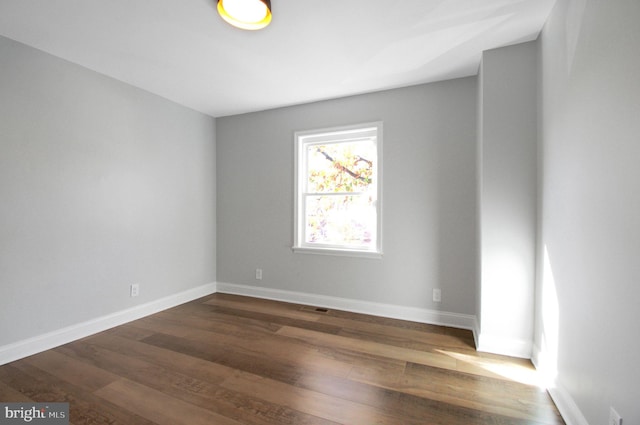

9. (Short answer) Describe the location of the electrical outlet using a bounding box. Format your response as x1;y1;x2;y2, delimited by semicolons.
130;283;140;297
433;288;442;303
609;407;622;425
255;268;263;280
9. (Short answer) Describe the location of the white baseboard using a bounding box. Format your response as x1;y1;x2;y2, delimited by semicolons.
531;344;589;425
475;332;533;359
548;384;590;425
531;342;542;369
0;282;217;366
216;282;477;331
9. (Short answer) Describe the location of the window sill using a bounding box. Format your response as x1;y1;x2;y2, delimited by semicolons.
292;246;383;259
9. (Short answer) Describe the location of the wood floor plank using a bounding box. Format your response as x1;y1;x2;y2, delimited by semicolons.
201;303;344;334
95;378;243;425
162;304;283;336
337;325;474;353
104;322;158;341
443;348;542;384
81;331;235;385
0;380;34;402
141;331;306;384
316;345;407;382
276;325;458;370
61;337;335;425
135;318;354;379
207;293;318;314
221;371;424;425
317;312;476;351
204;296;325;322
401;362;562;423
304;303;473;338
295;372;548;425
23;349;120;392
0;362;157;425
0;293;564;425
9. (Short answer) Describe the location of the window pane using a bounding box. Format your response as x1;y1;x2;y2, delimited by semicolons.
305;194;376;248
306;141;375;193
295;122;382;256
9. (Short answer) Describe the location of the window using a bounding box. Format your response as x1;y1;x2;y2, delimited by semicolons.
294;122;382;257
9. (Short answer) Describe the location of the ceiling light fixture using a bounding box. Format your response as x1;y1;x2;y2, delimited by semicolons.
217;0;272;30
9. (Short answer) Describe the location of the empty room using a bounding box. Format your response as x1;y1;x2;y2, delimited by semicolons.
1;0;638;424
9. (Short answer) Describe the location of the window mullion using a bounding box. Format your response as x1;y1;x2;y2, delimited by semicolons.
303;191;365;197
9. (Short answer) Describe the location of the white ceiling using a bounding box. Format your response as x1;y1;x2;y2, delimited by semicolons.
0;0;556;117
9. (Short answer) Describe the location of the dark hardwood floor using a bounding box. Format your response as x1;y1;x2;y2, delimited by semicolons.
0;293;564;424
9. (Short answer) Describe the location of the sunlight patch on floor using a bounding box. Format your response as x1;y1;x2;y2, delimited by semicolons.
436;349;546;388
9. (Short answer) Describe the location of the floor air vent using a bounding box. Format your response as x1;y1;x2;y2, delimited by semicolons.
299;305;330;313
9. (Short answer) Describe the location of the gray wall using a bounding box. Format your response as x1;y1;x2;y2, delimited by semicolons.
0;36;217;346
477;42;538;357
535;0;640;423
217;79;477;314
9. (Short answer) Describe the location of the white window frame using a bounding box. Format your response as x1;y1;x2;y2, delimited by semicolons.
293;122;383;258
